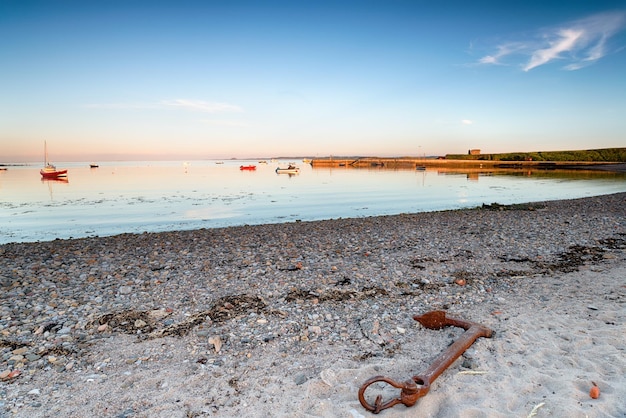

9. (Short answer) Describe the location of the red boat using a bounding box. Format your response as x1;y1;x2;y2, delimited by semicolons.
40;141;68;179
40;166;68;178
239;165;256;170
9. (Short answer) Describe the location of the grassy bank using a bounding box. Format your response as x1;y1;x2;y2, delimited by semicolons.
446;147;626;162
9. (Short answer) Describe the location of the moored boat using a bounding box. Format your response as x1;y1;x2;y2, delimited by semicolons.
41;166;68;178
40;141;67;178
275;165;300;174
240;165;257;170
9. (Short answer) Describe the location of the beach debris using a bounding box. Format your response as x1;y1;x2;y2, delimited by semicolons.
279;262;303;271
457;370;488;375
208;335;222;353
526;402;545;418
589;381;600;399
358;310;494;414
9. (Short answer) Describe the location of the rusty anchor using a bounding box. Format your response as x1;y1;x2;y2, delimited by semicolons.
358;310;494;414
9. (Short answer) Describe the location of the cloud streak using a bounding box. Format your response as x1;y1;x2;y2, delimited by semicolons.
85;99;243;113
478;11;626;71
84;102;160;110
160;99;243;113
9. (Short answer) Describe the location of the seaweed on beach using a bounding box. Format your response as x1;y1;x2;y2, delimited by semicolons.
284;286;388;303
38;345;77;357
148;294;267;339
398;279;446;296
598;236;626;249
89;295;268;339
0;338;31;350
535;244;607;273
481;202;546;211
91;310;159;334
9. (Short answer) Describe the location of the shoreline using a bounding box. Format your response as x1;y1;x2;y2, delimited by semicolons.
1;192;625;417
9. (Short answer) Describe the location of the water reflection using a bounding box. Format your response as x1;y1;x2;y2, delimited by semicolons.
41;177;69;184
39;177;69;203
425;167;626;181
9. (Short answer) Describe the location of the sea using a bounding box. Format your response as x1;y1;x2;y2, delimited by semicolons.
1;159;626;245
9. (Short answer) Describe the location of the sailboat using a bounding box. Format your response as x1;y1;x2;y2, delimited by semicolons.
40;141;68;178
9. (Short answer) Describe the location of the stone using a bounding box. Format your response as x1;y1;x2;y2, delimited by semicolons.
208;335;222;353
320;369;338;387
134;319;147;328
118;286;132;295
294;374;308;385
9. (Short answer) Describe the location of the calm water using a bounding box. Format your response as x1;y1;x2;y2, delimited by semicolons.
1;160;626;244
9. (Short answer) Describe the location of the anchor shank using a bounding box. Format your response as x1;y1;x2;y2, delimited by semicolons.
420;324;492;383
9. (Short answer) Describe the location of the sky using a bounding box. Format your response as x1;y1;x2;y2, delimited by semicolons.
1;0;625;162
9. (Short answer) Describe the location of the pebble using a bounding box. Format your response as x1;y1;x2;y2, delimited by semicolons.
320;369;339;387
294;374;308;385
208;336;222;353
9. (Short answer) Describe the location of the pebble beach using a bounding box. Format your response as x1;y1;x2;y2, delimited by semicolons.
1;192;625;417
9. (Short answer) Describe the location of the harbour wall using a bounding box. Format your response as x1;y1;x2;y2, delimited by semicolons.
309;158;615;170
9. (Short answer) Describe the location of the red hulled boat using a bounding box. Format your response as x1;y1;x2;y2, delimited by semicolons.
40;141;68;178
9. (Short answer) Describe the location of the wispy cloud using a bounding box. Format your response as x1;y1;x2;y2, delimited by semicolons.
85;99;243;113
478;43;524;65
160;99;243;113
199;119;248;127
461;119;473;125
524;28;584;71
84;102;160;110
477;11;626;71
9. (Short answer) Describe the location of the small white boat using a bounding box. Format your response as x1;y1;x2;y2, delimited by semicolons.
275;165;300;174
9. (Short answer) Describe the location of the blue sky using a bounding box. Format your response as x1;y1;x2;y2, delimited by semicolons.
1;1;625;161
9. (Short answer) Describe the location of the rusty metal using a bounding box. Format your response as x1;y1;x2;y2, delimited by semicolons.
358;310;494;414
